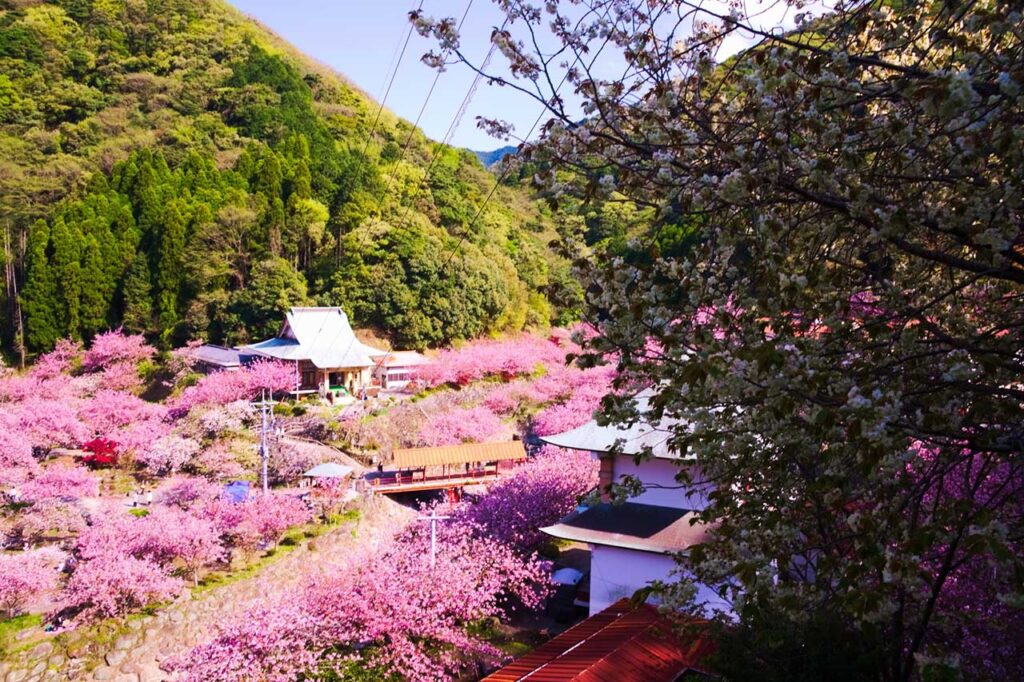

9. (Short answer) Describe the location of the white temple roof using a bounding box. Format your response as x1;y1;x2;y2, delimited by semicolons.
539;391;688;460
244;307;386;369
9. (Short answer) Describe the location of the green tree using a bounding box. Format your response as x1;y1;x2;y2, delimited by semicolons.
227;256;307;342
425;1;1024;679
50;217;83;338
120;251;152;334
155;200;187;335
20;220;59;351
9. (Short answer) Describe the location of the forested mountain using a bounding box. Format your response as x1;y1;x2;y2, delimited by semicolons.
0;0;575;358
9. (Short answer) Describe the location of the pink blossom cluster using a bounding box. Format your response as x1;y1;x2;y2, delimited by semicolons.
418;334;567;387
155;475;222;510
452;445;598;548
62;554;183;621
0;548;64;618
77;506;223;573
531;365;616;436
81;329;155;372
0;425;38;482
78;389;167;433
416;406;505;446
176;446;598;680
136;434;202;475
19;463;99;502
61;505;225;620
177;521;549;682
0;397;91;451
203;492;311;552
14;500;89;544
29;338;83;379
171;361;295;415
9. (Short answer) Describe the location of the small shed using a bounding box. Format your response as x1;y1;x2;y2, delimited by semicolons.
301;462;354;480
374;350;429;389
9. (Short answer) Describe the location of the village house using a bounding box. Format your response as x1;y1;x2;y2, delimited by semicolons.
241;307;392;397
372;349;428;389
540;391;731;618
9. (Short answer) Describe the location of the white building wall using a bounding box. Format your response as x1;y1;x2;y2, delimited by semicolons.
589;545;734;618
589;545;677;616
612;456;711;510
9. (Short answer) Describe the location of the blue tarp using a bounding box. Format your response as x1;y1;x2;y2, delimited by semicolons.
223;481;250;503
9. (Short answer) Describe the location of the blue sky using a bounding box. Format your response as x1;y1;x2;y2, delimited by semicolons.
228;0;535;151
227;1;818;150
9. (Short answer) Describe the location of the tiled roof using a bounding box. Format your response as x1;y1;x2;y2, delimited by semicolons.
193;344;241;367
541;502;712;554
483;598;715;681
392;441;526;468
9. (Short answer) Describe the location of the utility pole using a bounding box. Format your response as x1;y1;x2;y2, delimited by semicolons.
417;509;451;568
255;388;274;492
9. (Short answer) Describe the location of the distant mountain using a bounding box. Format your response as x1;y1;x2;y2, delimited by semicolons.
471;146;518;168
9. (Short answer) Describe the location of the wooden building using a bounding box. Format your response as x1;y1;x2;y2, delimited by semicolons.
243;307;387;397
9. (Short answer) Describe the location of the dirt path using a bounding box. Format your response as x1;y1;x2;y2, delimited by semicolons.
59;495;413;682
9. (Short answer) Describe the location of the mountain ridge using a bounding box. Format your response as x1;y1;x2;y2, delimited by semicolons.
0;0;576;356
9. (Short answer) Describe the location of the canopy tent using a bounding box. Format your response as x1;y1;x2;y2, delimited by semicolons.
392;441;527;469
222;481;250;503
302;462;354;479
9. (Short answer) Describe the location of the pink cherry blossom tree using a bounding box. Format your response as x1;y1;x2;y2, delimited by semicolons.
416;406;506;447
453;445;598;549
418;334;567;387
20;464;99;502
0;548;64;618
62;554;182;621
171;361;295;416
137;434;202;475
204;492;310;553
81;329;155;372
175;521;549;682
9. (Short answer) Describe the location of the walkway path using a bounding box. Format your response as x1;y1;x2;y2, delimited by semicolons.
1;496;414;682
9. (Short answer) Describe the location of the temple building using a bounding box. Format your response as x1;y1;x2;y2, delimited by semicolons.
243;307;388;397
539;390;731;617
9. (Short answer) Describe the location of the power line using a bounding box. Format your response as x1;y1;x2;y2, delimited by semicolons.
437;21;618;272
361;0;425;156
436;5;618;272
391;24;505;231
375;0;477;212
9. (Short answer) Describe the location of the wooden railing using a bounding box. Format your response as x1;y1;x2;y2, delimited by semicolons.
364;468;501;493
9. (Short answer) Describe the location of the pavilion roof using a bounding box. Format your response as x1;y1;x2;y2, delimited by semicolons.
392;441;526;469
482;598;714;681
541;502;712;555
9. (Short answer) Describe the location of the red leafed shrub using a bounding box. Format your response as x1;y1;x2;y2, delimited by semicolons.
81;438;118;468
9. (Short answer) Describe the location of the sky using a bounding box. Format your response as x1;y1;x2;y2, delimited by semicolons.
227;1;817;151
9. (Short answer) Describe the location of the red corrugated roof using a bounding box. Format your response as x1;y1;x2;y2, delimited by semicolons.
483;599;715;682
